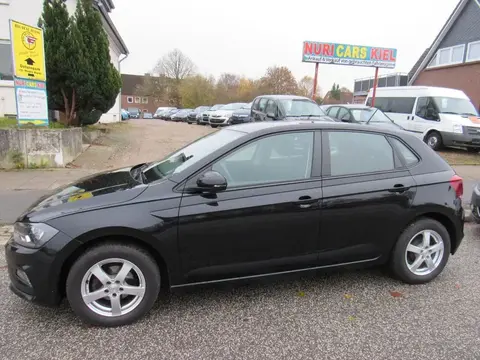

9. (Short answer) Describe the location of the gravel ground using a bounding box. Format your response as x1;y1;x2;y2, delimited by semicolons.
72;120;214;170
1;223;479;360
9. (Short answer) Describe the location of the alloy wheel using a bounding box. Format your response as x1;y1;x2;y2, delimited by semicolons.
80;258;146;317
405;230;444;276
427;136;438;148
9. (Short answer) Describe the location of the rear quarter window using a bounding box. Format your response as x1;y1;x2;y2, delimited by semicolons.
389;137;419;166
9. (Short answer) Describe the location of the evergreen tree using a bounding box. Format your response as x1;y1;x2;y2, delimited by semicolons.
75;0;121;125
39;0;121;126
38;0;85;125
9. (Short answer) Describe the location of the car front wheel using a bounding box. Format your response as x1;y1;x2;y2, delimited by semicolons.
390;218;450;284
424;131;443;151
66;243;160;327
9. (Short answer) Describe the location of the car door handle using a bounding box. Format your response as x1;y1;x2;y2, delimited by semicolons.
388;184;410;193
294;196;318;208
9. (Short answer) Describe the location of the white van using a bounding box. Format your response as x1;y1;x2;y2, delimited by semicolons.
365;86;480;151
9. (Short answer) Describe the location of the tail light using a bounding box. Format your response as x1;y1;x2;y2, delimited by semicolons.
450;174;463;198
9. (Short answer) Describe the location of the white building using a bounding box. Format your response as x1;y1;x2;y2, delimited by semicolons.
0;0;128;123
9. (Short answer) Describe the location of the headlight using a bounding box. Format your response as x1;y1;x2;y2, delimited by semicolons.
453;124;463;134
13;222;59;248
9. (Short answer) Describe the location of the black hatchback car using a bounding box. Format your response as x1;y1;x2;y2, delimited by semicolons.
251;95;332;122
6;122;464;327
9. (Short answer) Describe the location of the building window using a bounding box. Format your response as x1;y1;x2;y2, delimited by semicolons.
126;96;133;103
142;97;148;104
428;44;465;68
467;41;480;62
135;97;141;104
143;109;148;112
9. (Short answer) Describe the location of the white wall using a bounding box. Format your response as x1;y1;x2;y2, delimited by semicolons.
1;0;122;123
99;38;122;123
0;80;15;116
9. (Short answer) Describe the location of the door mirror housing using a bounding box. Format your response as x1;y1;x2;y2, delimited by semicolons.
194;171;227;192
341;114;351;122
266;112;276;120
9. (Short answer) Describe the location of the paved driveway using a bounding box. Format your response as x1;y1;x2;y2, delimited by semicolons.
1;223;479;360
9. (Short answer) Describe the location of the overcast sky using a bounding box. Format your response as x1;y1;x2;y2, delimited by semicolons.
111;0;459;95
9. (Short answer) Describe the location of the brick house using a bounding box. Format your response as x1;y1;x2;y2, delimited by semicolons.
121;74;166;114
409;0;480;111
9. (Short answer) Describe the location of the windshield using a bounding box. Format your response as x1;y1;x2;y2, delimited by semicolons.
221;103;247;110
195;106;209;112
210;104;224;111
128;108;139;114
279;99;326;117
431;97;478;116
142;129;245;183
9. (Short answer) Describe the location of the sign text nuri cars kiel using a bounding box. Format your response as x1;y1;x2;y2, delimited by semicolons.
302;41;397;69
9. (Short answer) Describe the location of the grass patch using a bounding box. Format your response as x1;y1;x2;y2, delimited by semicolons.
438;150;480;165
0;117;66;129
0;117;17;128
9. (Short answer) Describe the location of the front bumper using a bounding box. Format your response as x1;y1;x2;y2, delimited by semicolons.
209;117;229;126
5;230;74;307
230;116;251;124
441;129;480;148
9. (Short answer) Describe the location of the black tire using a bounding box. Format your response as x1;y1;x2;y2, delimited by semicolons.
466;147;480;153
472;206;480;224
424;131;443;151
390;218;451;284
211;125;218;128
66;243;160;327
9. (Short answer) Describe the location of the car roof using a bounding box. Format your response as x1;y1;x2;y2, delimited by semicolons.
325;104;371;109
227;120;404;136
255;95;314;101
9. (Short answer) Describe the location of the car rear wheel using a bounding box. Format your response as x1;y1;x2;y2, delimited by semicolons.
66;243;160;327
390;218;450;284
424;131;443;151
466;147;480;153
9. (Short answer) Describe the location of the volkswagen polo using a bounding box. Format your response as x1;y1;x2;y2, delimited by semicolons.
6;121;464;327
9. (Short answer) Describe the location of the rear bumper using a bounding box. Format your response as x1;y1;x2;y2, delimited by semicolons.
441;131;480;148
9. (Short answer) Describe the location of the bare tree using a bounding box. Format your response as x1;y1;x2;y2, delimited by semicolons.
297;76;315;97
259;66;298;95
154;49;196;80
215;73;240;103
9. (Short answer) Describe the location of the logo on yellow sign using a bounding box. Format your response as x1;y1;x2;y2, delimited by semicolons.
9;20;46;81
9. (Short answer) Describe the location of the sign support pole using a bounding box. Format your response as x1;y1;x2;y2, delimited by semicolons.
371;67;379;107
312;62;319;100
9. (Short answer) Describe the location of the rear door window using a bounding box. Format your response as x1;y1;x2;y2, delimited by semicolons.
327;131;396;176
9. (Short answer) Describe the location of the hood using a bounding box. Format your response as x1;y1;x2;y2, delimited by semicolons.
211;109;235;117
232;108;251;116
19;166;148;223
442;114;480;127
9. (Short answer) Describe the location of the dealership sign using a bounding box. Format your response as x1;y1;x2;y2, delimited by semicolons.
302;41;397;69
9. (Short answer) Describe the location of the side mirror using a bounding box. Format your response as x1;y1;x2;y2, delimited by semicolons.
266;112;276;119
195;171;227;192
341;114;351;122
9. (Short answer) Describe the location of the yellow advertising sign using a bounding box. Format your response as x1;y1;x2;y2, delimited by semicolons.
9;20;46;81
